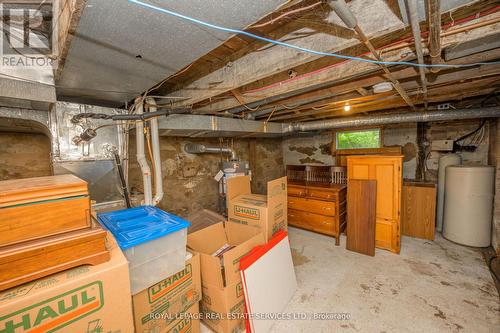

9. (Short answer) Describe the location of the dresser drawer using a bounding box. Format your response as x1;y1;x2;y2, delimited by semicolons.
288;185;306;197
288;209;335;235
306;188;337;201
288;197;336;216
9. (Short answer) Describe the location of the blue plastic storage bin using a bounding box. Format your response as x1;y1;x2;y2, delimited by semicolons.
98;206;190;294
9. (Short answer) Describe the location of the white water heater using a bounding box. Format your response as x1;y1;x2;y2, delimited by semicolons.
443;166;494;247
436;154;462;232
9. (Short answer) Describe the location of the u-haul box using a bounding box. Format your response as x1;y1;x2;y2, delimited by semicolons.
227;176;287;241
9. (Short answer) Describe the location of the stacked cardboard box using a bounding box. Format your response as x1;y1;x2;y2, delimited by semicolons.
0;232;134;333
188;222;265;333
132;251;202;333
227;176;288;241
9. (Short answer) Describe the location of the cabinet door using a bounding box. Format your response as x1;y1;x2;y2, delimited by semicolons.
374;163;398;221
349;163;370;180
347;156;402;253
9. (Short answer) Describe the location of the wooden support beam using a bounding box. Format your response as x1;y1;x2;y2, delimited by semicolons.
427;0;443;73
168;1;405;107
237;48;500;121
356;87;369;96
354;25;415;110
276;76;500;121
194;14;500;114
55;0;87;80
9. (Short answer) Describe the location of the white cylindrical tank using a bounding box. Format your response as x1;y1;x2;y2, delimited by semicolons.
443;166;494;247
436;154;462;232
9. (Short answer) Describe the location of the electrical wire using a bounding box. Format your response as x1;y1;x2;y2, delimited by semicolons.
127;0;500;69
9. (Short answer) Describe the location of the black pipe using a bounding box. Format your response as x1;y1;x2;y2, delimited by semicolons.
71;108;191;123
113;151;132;208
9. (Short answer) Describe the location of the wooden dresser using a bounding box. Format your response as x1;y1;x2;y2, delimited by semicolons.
287;182;347;245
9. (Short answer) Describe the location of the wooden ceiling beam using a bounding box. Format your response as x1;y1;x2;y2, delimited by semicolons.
155;0;323;93
167;0;407;107
287;77;500;121
247;48;500;120
194;11;500;115
427;0;443;73
55;0;87;80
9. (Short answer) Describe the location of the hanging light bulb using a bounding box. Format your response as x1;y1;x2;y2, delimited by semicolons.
344;104;351;112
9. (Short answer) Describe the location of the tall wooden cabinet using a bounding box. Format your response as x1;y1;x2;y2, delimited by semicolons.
346;155;403;253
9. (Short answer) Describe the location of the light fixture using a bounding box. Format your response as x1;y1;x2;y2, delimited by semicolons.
344;104;351;112
373;82;393;94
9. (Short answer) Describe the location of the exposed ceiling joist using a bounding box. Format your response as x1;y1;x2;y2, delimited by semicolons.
194;16;500;118
168;0;405;107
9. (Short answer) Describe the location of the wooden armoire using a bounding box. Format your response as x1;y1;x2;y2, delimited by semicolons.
346;155;403;253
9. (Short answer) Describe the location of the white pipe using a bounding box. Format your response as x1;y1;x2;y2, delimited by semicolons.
135;98;153;205
184;143;237;160
146;97;164;206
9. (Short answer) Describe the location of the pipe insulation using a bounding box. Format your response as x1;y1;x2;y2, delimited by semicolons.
284;107;500;132
184;143;237;160
146;98;164;206
135;98;153;205
71;108;191;123
328;0;357;28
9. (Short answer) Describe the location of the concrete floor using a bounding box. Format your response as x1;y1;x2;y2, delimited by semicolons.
202;227;499;333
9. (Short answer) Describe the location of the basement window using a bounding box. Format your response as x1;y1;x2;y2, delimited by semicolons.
335;128;381;150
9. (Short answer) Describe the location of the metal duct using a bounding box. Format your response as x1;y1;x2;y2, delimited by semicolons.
284;107;500;132
184;143;237;160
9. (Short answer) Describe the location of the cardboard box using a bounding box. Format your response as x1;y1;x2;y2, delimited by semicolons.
187;209;225;234
187;222;265;333
187;222;265;289
137;301;200;333
227;176;288;241
0;232;134;333
132;252;202;333
200;281;245;333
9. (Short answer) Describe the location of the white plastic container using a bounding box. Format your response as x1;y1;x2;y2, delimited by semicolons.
125;228;187;294
97;206;190;294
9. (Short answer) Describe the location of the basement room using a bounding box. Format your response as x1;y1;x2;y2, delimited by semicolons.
0;0;499;332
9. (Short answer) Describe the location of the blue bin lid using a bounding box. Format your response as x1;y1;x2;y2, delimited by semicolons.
97;206;190;250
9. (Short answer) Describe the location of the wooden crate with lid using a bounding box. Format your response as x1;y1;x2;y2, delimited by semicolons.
0;174;91;246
